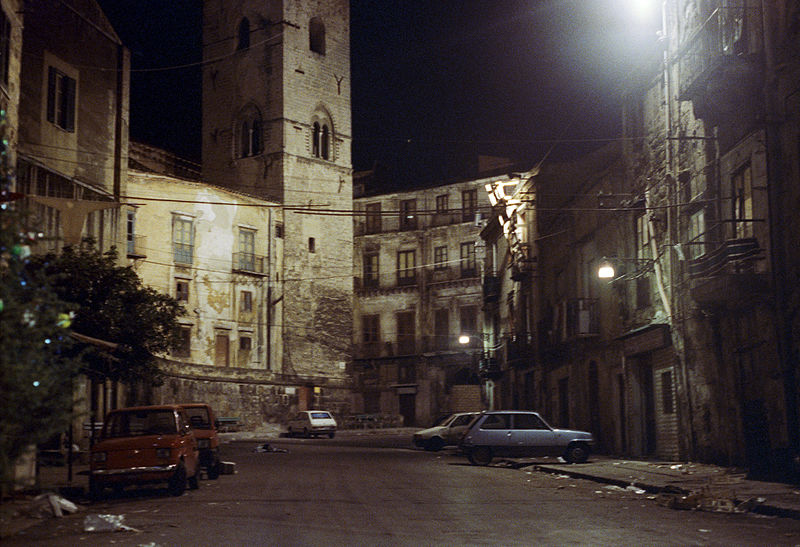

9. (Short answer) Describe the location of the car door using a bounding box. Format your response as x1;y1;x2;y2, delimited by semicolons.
475;413;513;456
444;414;473;444
511;413;556;457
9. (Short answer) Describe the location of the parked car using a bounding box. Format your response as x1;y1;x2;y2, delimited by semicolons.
287;410;337;438
413;412;479;451
89;404;201;498
181;403;222;479
460;410;594;465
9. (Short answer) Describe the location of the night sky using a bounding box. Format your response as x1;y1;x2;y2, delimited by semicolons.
96;0;661;186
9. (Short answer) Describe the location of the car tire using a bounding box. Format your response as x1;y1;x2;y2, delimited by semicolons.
287;427;294;438
303;428;310;438
207;459;221;480
425;437;444;452
564;443;590;464
328;432;335;439
188;464;200;490
168;462;187;496
468;446;493;466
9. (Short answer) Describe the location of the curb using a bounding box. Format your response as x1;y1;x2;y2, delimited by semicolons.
532;464;800;522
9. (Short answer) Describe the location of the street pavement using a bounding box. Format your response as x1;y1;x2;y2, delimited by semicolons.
3;427;800;538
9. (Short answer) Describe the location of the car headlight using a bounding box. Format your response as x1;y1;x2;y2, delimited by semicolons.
91;451;106;463
197;439;210;449
156;448;171;459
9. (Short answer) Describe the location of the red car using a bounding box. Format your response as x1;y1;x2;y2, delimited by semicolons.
89;404;200;498
181;403;222;479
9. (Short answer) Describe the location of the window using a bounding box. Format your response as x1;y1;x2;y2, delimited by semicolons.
397;249;416;285
661;370;674;414
47;67;76;132
459;306;478;343
0;9;10;87
732;163;753;238
237;18;250;50
309;17;325;54
436;194;449;214
434;246;448;270
513;413;548;430
635;210;651;308
480;414;510;430
241;290;253;313
126;211;136;255
400;199;417;231
174;326;191;358
434;309;449;350
173;217;193;264
308;237;316;253
462;189;477;222
688;209;706;259
237;117;262;158
176;280;189;302
396;311;416;355
239;336;252;351
275;223;284;238
312;119;331;160
238;229;256;270
363;252;379;287
365;202;382;234
363;314;380;355
460;242;476;277
215;332;230;367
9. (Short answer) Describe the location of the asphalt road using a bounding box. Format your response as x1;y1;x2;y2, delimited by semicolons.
7;433;800;545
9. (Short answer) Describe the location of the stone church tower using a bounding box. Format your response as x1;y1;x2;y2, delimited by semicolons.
201;0;353;409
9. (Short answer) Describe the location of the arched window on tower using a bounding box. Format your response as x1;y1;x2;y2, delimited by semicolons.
321;125;329;160
312;122;321;157
309;17;325;55
237;18;250;51
235;109;263;159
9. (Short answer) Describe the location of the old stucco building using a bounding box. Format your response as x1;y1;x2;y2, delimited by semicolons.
146;0;354;419
352;171;511;426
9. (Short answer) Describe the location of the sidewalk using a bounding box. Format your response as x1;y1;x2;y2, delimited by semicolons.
527;455;800;520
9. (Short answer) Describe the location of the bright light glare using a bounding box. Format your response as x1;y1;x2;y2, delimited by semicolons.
458;335;470;345
598;263;616;279
630;0;657;22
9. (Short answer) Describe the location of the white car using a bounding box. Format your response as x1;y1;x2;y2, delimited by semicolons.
287;410;337;438
413;412;479;451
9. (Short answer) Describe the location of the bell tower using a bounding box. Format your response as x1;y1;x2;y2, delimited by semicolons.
202;0;353;391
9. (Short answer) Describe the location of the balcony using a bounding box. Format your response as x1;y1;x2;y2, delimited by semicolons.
677;5;762;121
126;234;146;258
688;237;768;306
510;243;536;280
479;357;503;380
232;252;267;276
506;334;534;367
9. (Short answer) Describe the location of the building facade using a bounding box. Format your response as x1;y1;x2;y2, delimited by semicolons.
352;173;504;426
186;0;354;414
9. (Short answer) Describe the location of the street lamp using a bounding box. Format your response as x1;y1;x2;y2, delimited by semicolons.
596;257;655;281
458;334;471;345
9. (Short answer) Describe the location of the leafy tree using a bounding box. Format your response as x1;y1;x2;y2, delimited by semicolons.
1;181;82;490
27;242;185;385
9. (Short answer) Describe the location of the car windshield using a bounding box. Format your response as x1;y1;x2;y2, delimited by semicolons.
103;410;178;438
431;414;453;427
184;407;212;429
309;412;332;419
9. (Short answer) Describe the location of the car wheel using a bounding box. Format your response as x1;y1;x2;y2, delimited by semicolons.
188;464;200;490
287;427;294;438
303;428;310;438
207;459;221;480
564;443;590;464
468;446;493;466
89;477;104;501
328;431;335;439
168;462;187;496
425;437;444;452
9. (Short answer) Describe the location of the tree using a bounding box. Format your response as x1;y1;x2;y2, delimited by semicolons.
26;242;185;385
1;183;83;491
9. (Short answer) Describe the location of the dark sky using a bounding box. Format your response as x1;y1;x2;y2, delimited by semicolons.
97;0;661;185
